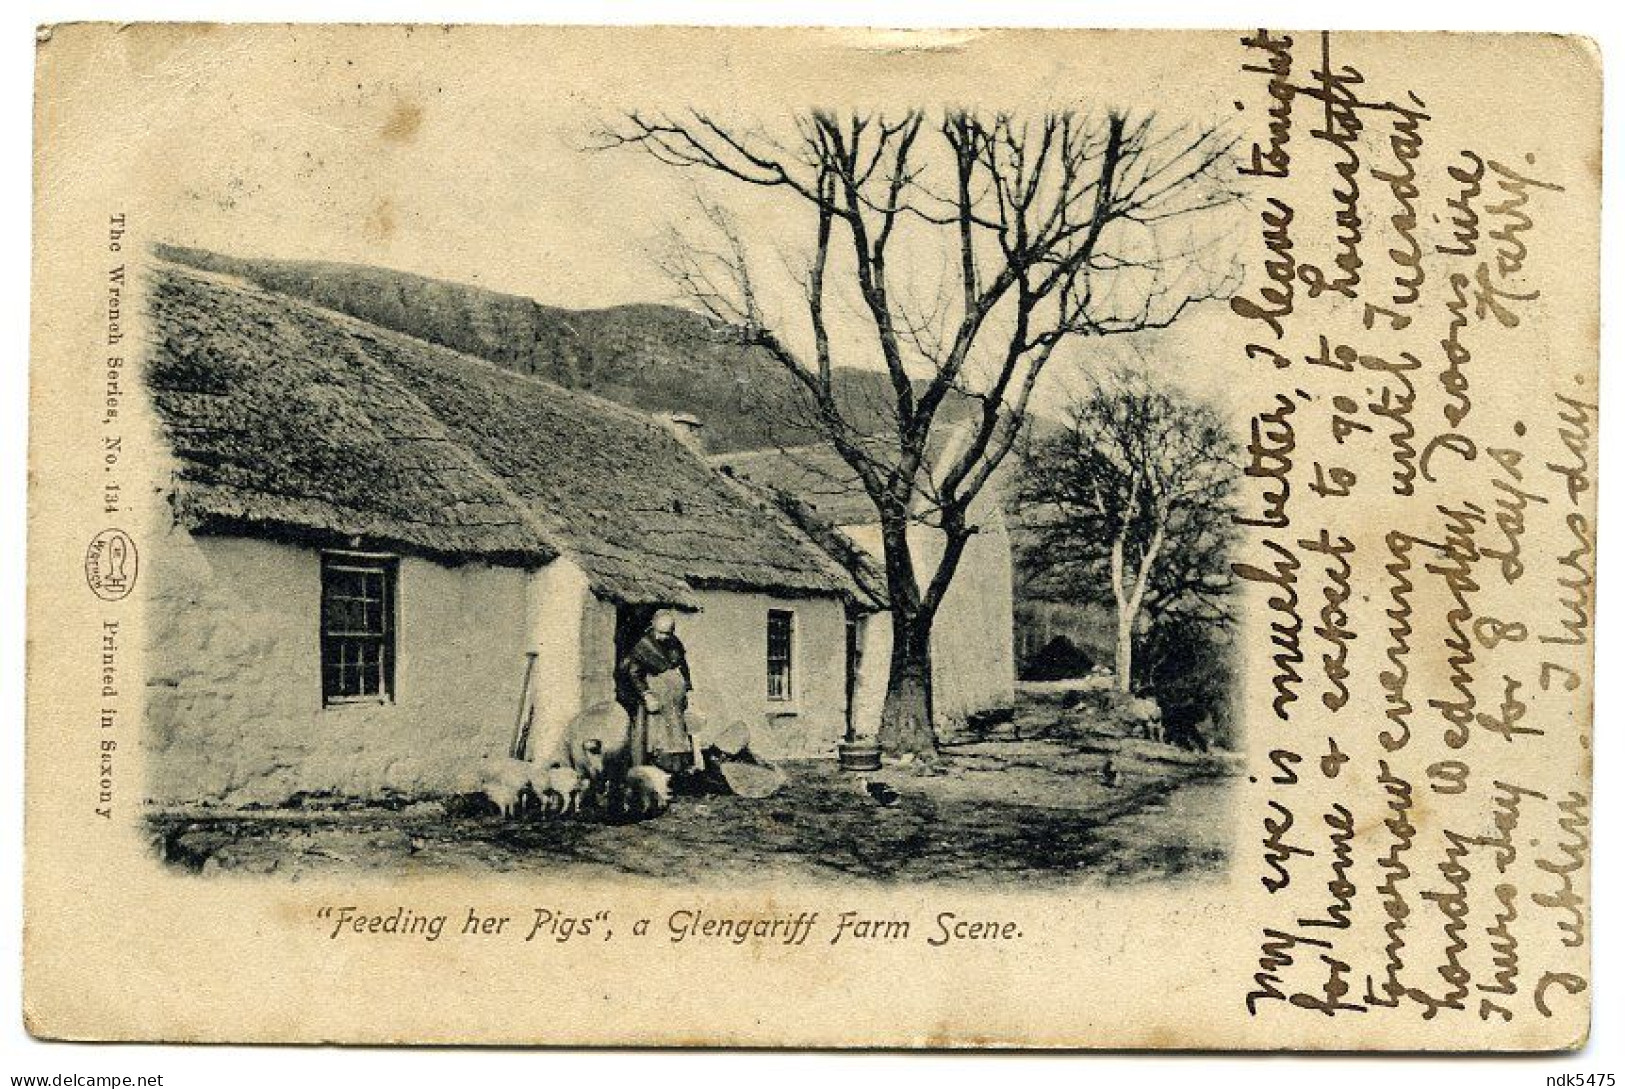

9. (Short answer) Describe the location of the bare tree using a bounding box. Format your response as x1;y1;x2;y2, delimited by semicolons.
598;107;1239;756
1017;366;1239;694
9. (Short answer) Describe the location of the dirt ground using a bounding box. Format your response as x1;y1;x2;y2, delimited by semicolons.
152;696;1240;886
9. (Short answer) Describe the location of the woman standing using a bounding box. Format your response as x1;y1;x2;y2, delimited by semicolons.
616;609;695;775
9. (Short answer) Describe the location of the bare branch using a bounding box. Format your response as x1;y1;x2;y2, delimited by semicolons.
600;104;1241;717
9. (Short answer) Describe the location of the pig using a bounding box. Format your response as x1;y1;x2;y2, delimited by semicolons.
538;763;587;817
564;700;634;807
618;764;672;820
1123;696;1164;742
471;755;537;819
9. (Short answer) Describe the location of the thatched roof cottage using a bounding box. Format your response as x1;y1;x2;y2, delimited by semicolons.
142;261;881;806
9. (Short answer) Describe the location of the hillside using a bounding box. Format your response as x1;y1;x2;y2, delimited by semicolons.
153;244;923;452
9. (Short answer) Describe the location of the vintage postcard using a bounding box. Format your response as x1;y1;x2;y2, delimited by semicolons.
25;25;1598;1048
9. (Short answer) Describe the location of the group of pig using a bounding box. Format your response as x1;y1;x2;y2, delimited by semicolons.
466;700;673;823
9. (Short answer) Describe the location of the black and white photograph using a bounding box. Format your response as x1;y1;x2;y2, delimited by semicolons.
140;98;1248;884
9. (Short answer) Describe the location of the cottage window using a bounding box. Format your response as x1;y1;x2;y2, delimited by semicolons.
766;609;795;702
321;554;396;704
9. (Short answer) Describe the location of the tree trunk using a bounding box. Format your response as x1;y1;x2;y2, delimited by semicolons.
1107;513;1166;694
872;505;940;758
1113;603;1135;694
878;610;936;757
1109;531;1134;693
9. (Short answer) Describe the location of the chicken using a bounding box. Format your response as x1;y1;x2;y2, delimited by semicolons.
857;776;901;807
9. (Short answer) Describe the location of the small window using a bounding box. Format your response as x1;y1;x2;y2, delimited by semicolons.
321;553;397;705
767;609;795;702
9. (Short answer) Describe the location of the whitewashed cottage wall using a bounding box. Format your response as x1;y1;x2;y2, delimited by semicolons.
144;528;531;806
519;557;597;767
840;501;1016;730
924;504;1016;726
681;590;849;760
144;526;859;805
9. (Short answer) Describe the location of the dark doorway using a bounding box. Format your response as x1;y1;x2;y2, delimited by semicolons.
614;603;660;659
613;603;660;718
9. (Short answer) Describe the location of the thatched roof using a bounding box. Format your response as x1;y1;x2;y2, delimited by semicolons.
711;425;1005;529
754;487;890;609
714;432;1016;610
712;444;882;527
144;260;868;608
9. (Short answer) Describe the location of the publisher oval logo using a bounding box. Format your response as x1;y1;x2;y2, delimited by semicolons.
85;528;139;602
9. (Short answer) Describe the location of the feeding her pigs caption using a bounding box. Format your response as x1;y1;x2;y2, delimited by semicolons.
314;905;1023;948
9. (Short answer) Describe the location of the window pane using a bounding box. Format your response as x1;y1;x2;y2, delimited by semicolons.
324;568;387;635
344;641;360;696
330;569;365;599
324;596;366;633
358;641;380;696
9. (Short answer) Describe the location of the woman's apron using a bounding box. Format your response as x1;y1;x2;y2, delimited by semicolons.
638;667;691;765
